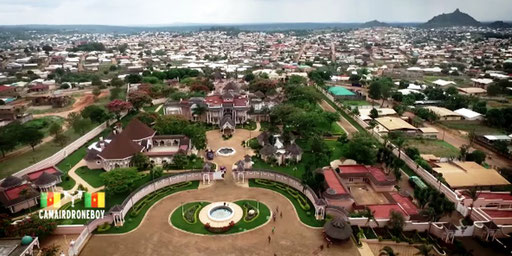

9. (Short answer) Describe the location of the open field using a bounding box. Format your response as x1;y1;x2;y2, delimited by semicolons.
406;139;459;158
440;120;506;135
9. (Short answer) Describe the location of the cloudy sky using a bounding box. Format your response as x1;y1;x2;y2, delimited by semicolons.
0;0;511;25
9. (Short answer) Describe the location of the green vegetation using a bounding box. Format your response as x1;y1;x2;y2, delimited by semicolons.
75;167;105;188
170;200;271;235
252;139;345;179
338;100;370;106
315;87;365;132
405;139;459;158
249;179;324;227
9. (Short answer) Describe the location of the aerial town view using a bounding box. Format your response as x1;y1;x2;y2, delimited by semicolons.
1;0;512;255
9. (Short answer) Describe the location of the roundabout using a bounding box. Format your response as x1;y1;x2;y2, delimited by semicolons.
170;200;271;235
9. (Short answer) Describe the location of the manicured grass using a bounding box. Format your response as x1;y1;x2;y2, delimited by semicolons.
406;139;459;158
249;179;324;227
60;175;76;190
339;100;370;106
95;180;200;233
75;167;105;188
329;122;345;135
440;121;506;135
0;125;94;179
170;200;271;235
315;87;365;133
143;104;162;113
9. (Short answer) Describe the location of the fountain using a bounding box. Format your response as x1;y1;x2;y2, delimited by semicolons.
216;147;236;156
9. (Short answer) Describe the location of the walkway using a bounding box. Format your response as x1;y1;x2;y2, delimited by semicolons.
66;159;104;192
81;125;361;255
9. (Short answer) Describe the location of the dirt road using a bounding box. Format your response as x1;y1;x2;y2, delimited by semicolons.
34;90;109;119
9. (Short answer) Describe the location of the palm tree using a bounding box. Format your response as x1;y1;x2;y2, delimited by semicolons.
466;187;479;221
421;207;438;233
414;244;433;256
379;246;399;256
192;105;207;121
394;136;406;159
363;207;379;227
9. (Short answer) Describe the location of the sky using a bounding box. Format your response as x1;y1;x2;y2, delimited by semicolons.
0;0;511;25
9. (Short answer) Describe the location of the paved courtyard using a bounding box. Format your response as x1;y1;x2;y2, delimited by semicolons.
80;127;361;256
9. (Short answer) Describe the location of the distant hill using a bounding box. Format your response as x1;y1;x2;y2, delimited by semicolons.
422;9;481;28
360;20;389;28
487;21;512;29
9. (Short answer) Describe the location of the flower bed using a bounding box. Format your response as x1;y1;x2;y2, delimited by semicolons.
183;203;204;224
254;179;311;211
97;222;111;232
242;202;259;222
204;221;235;233
130;181;192;217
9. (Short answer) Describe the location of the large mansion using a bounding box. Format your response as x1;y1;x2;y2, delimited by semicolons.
85;119;192;171
164;80;278;134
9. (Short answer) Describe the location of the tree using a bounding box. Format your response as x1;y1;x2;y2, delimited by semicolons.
136;112;158;126
192;104;207;119
81;105;110;123
124;74;143;84
370;108;379;119
0;124;20;157
387;210;405;235
487;83;502;96
20;127;44;151
379;246;399;256
72;118;92;135
466;150;486;164
54;133;69;147
154;115;207;150
107;100;133;120
362;207;378;227
42;45;53;52
92;87;102;98
130;152;151;171
4;215;56;239
465;187;479;221
345;133;378;164
110;77;124;87
414;244;433;256
110;87;123;100
128;91;152;110
171;153;188;169
101;168;140;194
244;73;255;82
150;166;164;180
48;122;62;137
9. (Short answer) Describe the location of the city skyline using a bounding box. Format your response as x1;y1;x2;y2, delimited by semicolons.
0;0;511;26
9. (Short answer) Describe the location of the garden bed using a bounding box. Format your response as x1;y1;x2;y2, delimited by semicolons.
249;179;324;227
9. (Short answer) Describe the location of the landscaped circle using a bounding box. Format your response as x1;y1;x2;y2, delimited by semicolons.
216;147;236;156
170;200;271;235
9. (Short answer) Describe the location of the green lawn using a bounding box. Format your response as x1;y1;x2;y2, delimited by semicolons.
0;124;95;179
237;120;257;130
406;139;459;158
93;180;199;233
440;121;506;135
143;104;162;113
329;122;345;135
75;167;105;188
339;100;370;106
23;116;65;137
170;200;271;235
249;179;324;227
316;87;365;133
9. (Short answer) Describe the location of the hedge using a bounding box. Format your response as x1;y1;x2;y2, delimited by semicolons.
130;181;193;217
254;179;311;211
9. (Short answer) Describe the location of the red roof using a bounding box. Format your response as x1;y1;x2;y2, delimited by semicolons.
367;204;407;219
483;209;512;218
339;165;390;183
324;168;347;195
233;98;247;107
26;167;59;181
5;184;31;200
205;95;223;105
390;192;419;216
0;85;12;92
477;192;512;201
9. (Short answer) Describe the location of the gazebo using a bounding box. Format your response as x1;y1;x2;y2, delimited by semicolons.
323;217;352;242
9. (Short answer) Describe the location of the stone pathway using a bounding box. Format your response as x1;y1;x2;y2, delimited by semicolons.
66;159;104;192
80;125;361;255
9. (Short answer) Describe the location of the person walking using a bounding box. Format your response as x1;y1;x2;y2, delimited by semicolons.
272;226;275;234
268;235;271;243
